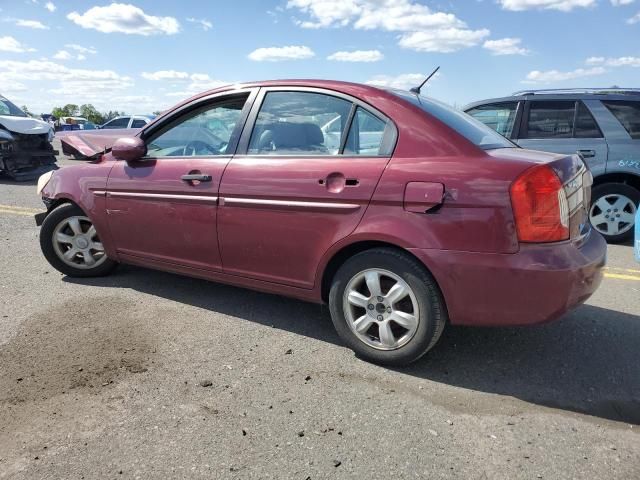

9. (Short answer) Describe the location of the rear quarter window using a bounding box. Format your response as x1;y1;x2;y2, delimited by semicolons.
602;101;640;139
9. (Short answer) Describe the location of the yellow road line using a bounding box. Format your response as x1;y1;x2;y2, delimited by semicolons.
0;204;40;214
604;273;640;282
0;208;36;217
605;266;640;274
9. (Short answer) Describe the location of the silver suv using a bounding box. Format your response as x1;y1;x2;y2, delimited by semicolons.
465;88;640;243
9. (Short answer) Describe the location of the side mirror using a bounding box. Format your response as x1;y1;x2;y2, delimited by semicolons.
112;137;146;162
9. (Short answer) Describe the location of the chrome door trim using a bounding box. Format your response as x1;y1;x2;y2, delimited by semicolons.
107;191;219;202
222;197;360;212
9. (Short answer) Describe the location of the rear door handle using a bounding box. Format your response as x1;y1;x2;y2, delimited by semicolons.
181;173;212;182
577;149;596;158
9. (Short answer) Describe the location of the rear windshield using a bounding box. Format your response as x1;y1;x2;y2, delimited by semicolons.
0;96;27;117
391;90;515;150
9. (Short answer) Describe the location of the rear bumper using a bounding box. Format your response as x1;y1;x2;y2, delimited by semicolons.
409;231;606;327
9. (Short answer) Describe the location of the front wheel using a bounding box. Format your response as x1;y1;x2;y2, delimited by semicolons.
589;183;639;243
329;248;447;366
40;204;117;277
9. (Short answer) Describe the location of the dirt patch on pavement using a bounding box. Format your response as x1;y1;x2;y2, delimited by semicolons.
0;295;155;406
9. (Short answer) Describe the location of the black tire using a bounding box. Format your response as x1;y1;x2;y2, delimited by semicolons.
328;248;447;366
40;203;118;277
590;183;640;243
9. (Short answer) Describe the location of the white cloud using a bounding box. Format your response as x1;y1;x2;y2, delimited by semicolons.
327;49;383;62
248;45;315;61
53;50;72;60
16;19;49;29
287;0;489;53
65;44;97;55
399;28;490;53
586;56;640;67
524;67;606;83
366;73;434;90
0;36;36;53
186;17;212;31
498;0;596;11
628;11;640;22
140;71;229;97
483;37;530;55
142;70;190;81
610;0;634;5
54;49;88;61
45;2;56;12
67;3;180;36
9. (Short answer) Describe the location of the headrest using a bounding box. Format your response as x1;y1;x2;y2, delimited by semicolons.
271;122;324;149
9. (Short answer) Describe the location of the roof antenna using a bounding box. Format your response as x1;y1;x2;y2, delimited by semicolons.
410;66;440;95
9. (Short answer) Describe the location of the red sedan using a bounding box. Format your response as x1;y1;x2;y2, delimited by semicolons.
36;80;606;366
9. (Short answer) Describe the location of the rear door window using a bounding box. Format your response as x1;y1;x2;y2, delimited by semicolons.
524;101;575;139
602;100;640;139
466;102;518;138
344;107;387;156
247;91;352;155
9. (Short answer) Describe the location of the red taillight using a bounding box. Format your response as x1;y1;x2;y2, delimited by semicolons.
510;165;569;243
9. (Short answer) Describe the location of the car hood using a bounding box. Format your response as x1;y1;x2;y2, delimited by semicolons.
58;128;139;158
0;115;50;135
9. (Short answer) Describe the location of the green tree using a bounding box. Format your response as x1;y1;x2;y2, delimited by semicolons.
51;104;80;118
62;104;79;116
104;110;125;121
20;105;33;117
79;104;104;124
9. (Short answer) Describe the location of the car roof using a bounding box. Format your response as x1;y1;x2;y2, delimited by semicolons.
174;79;391;108
464;88;640;110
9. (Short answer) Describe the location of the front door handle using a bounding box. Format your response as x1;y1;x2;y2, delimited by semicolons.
577;149;596;159
181;173;212;182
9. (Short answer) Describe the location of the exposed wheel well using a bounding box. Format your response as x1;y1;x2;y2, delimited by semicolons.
48;198;79;212
320;241;428;303
593;172;640;193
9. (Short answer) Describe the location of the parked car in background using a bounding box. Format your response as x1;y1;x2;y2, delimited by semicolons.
35;80;605;366
99;115;154;130
57;116;97;131
465;88;640;243
0;94;57;180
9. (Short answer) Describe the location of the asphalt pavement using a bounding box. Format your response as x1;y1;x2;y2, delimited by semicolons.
0;145;638;479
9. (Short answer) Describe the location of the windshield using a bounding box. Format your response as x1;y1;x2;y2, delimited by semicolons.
0;96;27;117
391;90;515;150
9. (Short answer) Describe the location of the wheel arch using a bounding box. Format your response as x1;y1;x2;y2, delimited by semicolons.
593;172;640;192
319;239;437;304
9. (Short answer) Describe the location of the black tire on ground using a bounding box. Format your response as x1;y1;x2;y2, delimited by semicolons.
40;203;118;277
328;248;447;367
590;183;640;243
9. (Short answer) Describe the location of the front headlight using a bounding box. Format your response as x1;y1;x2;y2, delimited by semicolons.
47;128;54;142
37;170;54;195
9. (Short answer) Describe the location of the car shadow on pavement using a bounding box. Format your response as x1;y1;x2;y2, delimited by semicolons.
403;304;640;425
0;178;38;186
65;266;640;425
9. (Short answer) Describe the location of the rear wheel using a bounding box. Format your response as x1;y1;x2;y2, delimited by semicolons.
40;204;117;277
589;183;639;243
329;248;446;366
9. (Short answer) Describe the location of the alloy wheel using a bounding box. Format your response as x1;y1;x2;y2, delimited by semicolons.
589;193;637;236
343;268;420;351
51;216;108;269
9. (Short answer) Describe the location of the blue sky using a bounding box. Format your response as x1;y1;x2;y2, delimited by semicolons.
0;0;638;115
